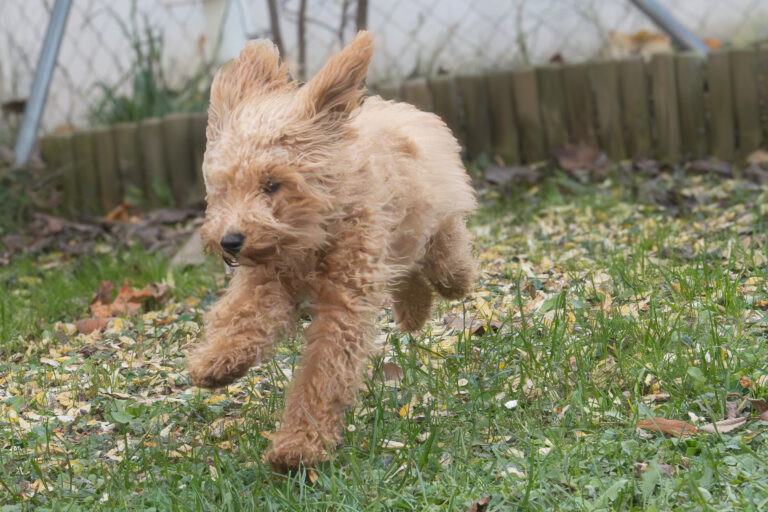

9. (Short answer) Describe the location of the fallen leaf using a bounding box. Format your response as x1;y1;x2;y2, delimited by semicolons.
504;399;518;409
443;313;501;336
749;398;768;421
747;149;768;165
75;317;109;335
699;417;747;434
484;165;540;186
552;143;609;181
636;418;698;438
465;495;491;512
381;362;404;383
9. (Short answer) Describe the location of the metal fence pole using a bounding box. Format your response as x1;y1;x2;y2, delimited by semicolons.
629;0;709;54
13;0;72;167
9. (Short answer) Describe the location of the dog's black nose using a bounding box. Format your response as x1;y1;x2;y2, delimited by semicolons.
220;232;245;253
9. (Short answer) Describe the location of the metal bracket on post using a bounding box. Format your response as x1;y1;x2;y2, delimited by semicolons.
629;0;709;54
13;0;72;167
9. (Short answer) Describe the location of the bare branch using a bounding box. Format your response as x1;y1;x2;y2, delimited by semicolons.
297;0;307;80
338;0;351;45
266;0;285;56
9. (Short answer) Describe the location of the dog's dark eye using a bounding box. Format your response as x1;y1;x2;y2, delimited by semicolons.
263;179;281;194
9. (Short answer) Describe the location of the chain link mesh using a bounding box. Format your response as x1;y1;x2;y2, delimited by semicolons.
2;0;768;135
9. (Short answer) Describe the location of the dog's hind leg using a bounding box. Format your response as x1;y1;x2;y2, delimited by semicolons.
392;272;433;332
423;216;477;300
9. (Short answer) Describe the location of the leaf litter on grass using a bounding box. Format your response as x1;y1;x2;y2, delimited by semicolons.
6;170;768;507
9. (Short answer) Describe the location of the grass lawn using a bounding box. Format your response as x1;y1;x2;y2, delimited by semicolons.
3;172;768;510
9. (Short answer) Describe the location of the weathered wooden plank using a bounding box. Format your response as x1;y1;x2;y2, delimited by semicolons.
619;58;653;158
707;50;735;161
163;113;196;207
730;48;762;158
562;63;597;147
190;112;208;205
112;122;143;203
758;46;768;147
588;60;625;160
373;83;402;101
402;78;434;112
675;52;708;159
139;118;170;206
40;135;67;215
92;126;122;211
486;71;520;164
649;53;681;162
55;134;78;216
537;65;569;152
456;74;492;158
511;68;546;163
71;130;102;214
429;76;463;143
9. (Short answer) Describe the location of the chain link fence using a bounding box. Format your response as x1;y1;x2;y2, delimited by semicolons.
2;0;768;138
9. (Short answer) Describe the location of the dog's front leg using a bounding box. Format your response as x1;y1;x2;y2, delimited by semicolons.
265;285;380;472
187;266;294;389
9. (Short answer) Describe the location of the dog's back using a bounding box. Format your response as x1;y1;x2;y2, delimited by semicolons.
351;96;476;248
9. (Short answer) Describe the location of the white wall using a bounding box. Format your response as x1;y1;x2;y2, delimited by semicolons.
2;0;767;132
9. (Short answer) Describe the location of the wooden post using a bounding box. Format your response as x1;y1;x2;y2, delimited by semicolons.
71;129;102;214
486;71;520;164
139;118;170;206
456;74;492;158
649;53;681;162
730;48;762;159
190;113;208;205
706;50;735;161
675;52;707;159
537;65;569;152
429;76;463;143
162;113;196;207
402;78;433;112
112;122;143;203
562;63;597;147
92;126;122;211
619;58;653;158
588;60;625;160
511;68;546;163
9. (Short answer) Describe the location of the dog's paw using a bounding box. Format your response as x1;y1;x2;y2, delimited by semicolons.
186;346;251;389
264;430;331;473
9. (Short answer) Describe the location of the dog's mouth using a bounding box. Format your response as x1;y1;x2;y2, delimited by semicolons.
221;245;277;267
221;252;241;267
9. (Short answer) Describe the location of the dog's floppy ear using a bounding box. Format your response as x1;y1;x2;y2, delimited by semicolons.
207;40;292;142
297;31;373;118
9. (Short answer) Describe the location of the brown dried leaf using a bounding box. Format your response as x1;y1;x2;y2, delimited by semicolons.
105;202;135;222
552;143;609;181
443;314;501;336
381;362;404;383
465;495;491;512
749;398;768;421
74;317;109;335
699;417;747;434
636;418;698;438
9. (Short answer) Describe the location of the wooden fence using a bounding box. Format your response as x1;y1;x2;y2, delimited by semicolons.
39;48;768;216
376;48;768;165
39;113;208;216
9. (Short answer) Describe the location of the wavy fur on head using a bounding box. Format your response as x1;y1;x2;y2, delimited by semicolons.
187;31;477;472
